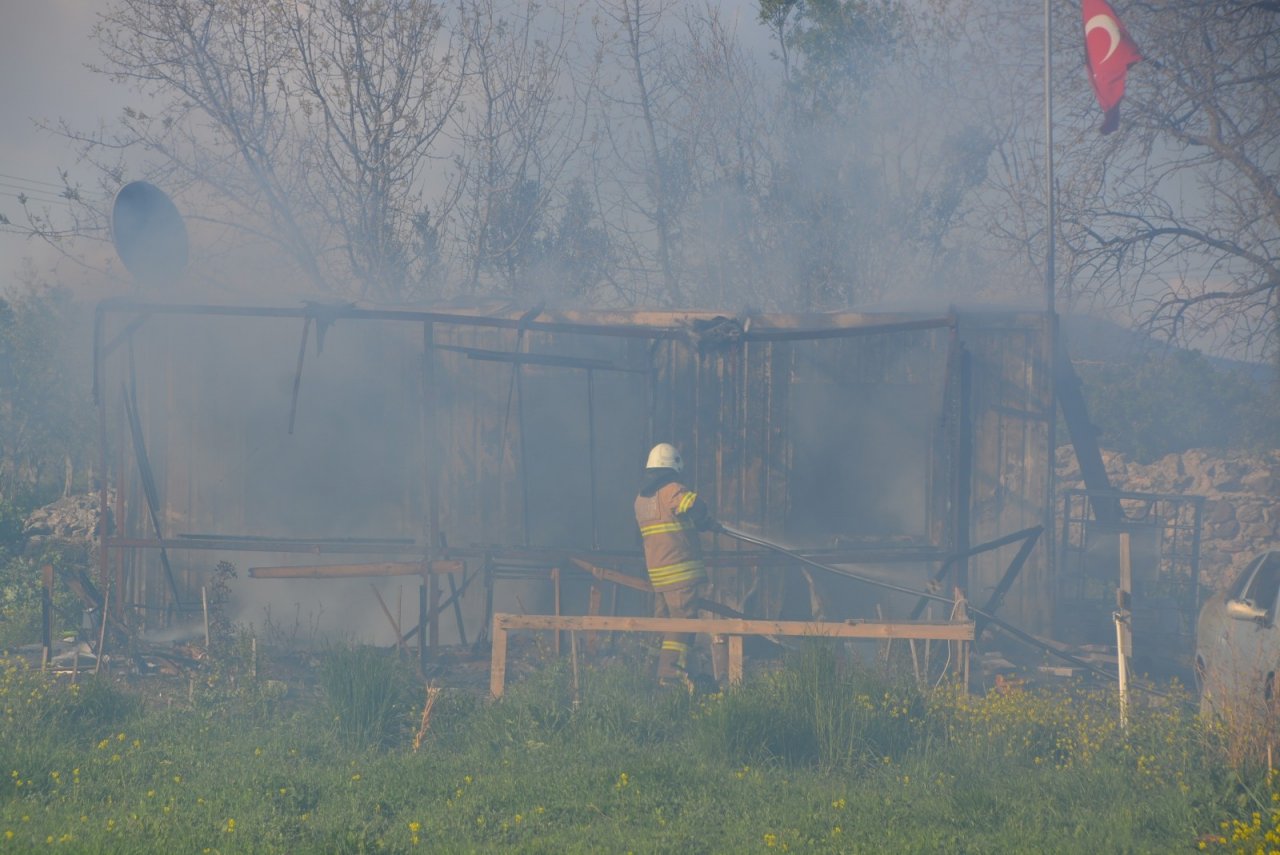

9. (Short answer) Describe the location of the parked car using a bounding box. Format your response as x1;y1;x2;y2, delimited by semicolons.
1195;550;1280;717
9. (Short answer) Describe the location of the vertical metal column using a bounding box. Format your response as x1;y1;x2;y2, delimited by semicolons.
954;347;973;594
93;307;111;597
586;368;599;550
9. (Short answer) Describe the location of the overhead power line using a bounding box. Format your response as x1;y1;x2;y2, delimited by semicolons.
0;182;82;208
0;171;69;190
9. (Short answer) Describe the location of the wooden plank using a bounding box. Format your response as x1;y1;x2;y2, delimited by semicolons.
489;621;508;698
552;567;561;657
586;585;602;653
570;558;653;592
249;562;420;579
487;613;972;696
492;613;974;641
41;564;54;667
247;561;462;579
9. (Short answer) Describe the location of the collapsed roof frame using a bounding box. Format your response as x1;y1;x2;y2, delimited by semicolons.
91;298;1053;642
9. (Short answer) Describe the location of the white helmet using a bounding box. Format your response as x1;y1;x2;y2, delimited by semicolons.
645;442;683;473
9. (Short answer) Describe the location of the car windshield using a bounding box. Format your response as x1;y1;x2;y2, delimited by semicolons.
1229;552;1280;622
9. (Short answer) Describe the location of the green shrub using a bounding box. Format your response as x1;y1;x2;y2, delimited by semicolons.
0;646;1252;852
695;642;925;771
0;657;140;753
317;645;412;749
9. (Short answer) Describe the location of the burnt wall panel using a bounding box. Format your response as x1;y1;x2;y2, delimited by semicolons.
97;303;1057;637
961;313;1053;631
782;331;948;547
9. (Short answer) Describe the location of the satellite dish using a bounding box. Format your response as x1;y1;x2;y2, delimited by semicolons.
111;181;189;286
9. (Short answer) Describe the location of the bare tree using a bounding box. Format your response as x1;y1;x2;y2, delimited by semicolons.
747;0;1000;310
60;0;467;301
591;0;691;306
945;0;1279;359
666;5;778;308
1061;0;1280;358
452;0;588;297
285;0;466;300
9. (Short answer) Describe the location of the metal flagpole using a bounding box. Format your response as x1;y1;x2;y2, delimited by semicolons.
1045;0;1056;318
1043;0;1060;606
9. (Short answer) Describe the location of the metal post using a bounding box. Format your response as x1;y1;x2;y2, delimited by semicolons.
1115;609;1130;730
422;323;440;559
514;341;530;547
201;585;210;648
1044;0;1056;318
587;368;599;550
94;308;112;599
1043;0;1060;611
954;349;973;594
418;582;427;665
94;581;110;675
428;571;440;656
1116;531;1133;730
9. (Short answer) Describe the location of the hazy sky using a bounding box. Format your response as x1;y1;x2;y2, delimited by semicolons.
0;1;133;284
0;0;772;291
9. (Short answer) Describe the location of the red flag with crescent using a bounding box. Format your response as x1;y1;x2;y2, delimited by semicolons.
1082;0;1142;133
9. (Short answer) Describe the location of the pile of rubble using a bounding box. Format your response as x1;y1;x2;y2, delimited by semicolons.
21;491;113;558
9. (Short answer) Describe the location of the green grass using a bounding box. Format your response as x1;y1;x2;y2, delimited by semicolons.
0;644;1264;853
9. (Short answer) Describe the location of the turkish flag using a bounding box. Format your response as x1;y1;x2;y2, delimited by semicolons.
1082;0;1142;133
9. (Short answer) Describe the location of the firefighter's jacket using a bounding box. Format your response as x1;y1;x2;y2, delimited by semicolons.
635;478;712;590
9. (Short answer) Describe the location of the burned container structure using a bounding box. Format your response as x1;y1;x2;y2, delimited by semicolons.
91;299;1055;650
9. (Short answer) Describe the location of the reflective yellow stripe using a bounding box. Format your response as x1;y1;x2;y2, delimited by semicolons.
676;492;698;514
661;640;689;653
648;560;705;588
640;521;694;536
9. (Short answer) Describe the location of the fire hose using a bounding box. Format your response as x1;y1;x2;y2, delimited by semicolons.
716;523;1145;690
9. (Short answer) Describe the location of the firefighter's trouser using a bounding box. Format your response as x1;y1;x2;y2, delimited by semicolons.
653;582;702;680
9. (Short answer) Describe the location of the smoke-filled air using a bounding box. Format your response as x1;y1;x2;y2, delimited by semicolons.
1;1;1279;852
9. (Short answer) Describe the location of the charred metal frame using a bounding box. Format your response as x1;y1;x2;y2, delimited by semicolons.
1058;488;1204;671
92;298;1054;651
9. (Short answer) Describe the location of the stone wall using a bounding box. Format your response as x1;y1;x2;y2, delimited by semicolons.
1056;447;1280;591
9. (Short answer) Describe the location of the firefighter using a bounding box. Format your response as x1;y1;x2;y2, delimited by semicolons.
635;442;722;688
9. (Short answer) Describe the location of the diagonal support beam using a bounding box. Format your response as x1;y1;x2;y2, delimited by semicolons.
910;526;1044;620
